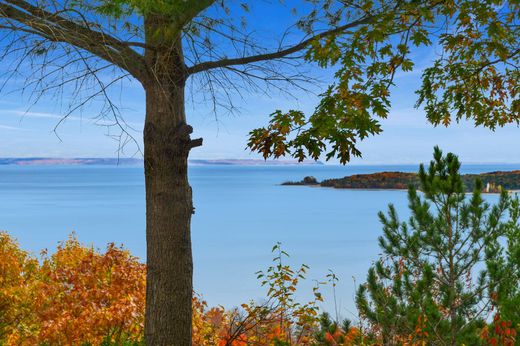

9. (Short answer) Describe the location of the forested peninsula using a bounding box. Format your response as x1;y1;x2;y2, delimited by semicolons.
283;171;520;193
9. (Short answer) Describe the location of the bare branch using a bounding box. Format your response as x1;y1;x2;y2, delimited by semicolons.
187;15;373;75
0;0;146;80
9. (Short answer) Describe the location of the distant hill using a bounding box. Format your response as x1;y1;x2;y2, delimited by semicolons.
283;171;520;193
0;158;322;166
0;158;143;166
189;159;322;166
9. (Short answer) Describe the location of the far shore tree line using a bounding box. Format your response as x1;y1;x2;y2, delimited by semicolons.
283;170;520;193
1;148;520;345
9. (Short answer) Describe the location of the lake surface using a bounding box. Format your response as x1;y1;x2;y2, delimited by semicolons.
0;163;516;319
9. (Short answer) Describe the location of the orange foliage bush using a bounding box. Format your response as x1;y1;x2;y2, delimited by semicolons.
0;232;39;344
0;233;145;345
481;313;518;346
192;294;227;346
35;236;146;345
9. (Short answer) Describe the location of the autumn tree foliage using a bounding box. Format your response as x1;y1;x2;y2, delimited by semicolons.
356;147;518;346
0;232;39;343
481;313;518;346
0;233;145;345
35;236;146;345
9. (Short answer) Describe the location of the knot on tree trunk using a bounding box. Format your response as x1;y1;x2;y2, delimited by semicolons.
144;122;203;155
172;123;203;151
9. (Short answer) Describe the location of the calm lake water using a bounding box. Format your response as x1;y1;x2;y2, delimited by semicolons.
0;163;516;319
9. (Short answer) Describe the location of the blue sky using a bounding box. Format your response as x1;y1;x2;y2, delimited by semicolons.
0;2;519;164
1;56;519;164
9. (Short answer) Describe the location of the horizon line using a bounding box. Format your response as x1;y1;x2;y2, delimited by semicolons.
1;157;520;166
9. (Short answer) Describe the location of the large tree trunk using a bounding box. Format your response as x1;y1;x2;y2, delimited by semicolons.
143;15;197;345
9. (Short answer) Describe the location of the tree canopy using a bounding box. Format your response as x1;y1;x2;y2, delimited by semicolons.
0;1;518;162
248;0;520;163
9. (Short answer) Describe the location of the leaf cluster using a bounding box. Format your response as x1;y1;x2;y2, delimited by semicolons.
248;0;519;164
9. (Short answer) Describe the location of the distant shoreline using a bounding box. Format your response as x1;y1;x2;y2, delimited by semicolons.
0;158;323;167
0;158;143;166
283;171;520;193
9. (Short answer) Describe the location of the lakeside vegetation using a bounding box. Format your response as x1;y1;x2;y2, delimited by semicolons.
284;170;520;193
2;149;520;345
0;0;517;342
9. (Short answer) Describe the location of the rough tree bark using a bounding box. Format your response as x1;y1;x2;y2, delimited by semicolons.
142;13;199;345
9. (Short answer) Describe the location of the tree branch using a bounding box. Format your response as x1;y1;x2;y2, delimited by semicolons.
186;15;373;75
0;0;146;79
172;0;214;34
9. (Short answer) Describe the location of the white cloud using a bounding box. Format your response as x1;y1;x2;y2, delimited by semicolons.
4;109;143;129
0;124;26;131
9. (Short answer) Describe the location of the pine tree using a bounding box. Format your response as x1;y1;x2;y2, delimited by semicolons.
312;312;352;345
356;147;511;346
486;195;520;327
